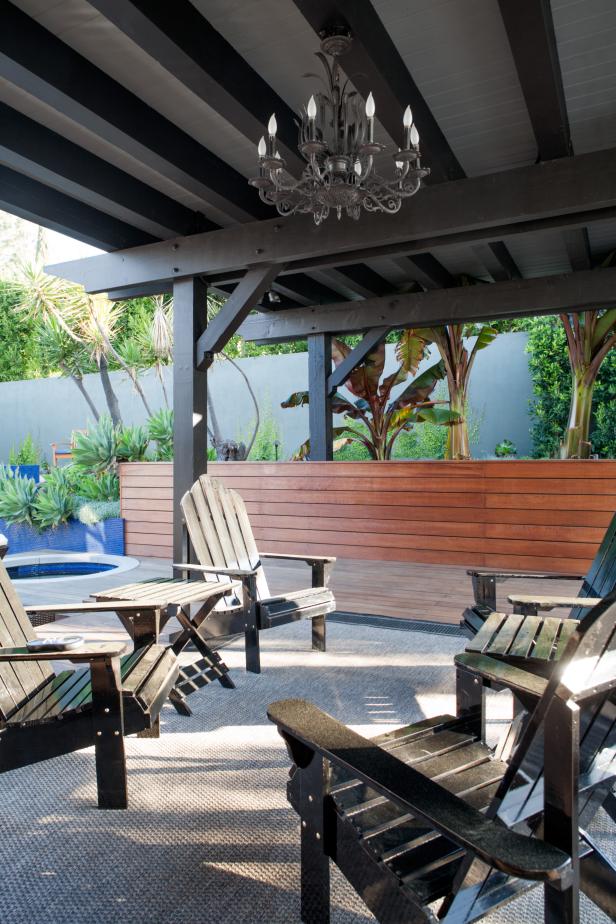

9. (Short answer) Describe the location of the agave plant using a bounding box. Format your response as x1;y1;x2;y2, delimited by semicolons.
0;475;38;525
72;416;118;474
116;425;150;462
147;407;173;460
282;335;457;460
32;484;74;529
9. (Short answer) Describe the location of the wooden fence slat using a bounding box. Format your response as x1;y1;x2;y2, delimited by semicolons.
119;461;616;571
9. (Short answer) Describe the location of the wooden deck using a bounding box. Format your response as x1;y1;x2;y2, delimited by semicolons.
264;557;580;625
17;556;581;630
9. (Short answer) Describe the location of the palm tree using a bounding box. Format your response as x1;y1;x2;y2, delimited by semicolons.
132;295;173;406
15;265;124;425
38;318;100;420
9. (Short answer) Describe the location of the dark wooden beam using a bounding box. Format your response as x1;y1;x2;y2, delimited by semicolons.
485;241;522;280
498;0;589;272
406;254;454;289
272;273;341;306
0;164;155;251
327;327;390;394
85;0;304;175
563;228;592;271
0;101;211;239
498;0;571;161
290;0;463;184
172;276;208;563
239;267;616;342
49;148;616;292
196;265;282;367
308;334;333;460
328;264;396;297
0;0;268;223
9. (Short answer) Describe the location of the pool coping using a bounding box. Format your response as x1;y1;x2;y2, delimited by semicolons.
4;551;140;585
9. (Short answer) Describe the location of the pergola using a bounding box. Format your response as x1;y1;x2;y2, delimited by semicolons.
1;0;616;561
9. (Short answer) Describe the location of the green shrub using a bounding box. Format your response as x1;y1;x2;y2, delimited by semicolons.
8;434;42;466
32;484;73;529
0;476;38;525
147;408;173;460
75;499;120;524
117;425;150;462
72;417;118;473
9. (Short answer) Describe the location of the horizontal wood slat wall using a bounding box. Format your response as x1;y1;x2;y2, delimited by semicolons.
120;460;616;573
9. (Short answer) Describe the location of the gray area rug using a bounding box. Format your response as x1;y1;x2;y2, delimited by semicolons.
0;620;612;923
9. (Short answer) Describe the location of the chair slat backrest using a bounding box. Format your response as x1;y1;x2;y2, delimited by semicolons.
181;476;270;599
0;562;54;720
496;593;616;826
572;511;616;618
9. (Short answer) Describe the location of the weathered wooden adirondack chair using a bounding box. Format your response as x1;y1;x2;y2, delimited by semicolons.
175;475;336;674
269;592;616;923
462;509;616;636
0;560;180;808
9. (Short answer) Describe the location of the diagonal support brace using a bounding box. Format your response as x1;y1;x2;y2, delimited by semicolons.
327;326;390;395
196;263;283;368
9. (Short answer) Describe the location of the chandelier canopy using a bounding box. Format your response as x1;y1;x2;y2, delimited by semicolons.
249;32;429;224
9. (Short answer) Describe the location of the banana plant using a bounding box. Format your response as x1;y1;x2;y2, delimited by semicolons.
282;335;457;460
398;312;497;459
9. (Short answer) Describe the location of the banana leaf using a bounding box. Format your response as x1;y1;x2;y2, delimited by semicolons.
332;336;385;399
388;359;445;412
394;329;430;375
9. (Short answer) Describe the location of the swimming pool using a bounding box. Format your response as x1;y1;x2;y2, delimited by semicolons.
5;552;139;584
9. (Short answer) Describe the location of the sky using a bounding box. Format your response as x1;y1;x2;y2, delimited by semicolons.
0;208;103;277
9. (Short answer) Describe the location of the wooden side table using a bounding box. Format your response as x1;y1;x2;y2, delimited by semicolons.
91;578;241;715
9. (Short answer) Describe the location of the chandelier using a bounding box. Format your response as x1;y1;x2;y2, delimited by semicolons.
249;32;429;224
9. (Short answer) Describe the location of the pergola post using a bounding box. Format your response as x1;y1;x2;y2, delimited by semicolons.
308;333;333;461
172;276;208;563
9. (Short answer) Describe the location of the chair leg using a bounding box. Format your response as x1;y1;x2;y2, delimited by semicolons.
300;754;330;924
312;615;326;652
545;883;578;924
137;716;160;738
245;626;261;674
169;688;192;716
91;656;128;809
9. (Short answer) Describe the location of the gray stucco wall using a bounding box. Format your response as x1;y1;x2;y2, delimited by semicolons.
0;332;533;462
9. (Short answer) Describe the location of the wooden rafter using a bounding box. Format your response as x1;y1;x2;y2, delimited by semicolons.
498;0;590;273
0;0;268;223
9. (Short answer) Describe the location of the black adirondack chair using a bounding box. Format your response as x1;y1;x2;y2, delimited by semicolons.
462;509;616;636
0;560;180;808
175;475;336;674
269;592;616;923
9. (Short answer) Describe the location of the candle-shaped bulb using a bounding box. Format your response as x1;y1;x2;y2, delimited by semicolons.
410;124;419;148
257;136;267;157
403;105;413;128
395;150;404;170
268;113;277;136
354;161;362;176
307;95;317;120
365;92;375;119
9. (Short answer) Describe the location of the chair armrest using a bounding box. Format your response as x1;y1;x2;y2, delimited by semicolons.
172;562;259;578
507;594;602;611
467;570;584;581
455;652;549;699
260;552;336;564
24;601;166;616
0;642;128;663
268;698;570;883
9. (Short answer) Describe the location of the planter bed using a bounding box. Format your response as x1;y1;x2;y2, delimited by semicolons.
0;517;124;556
